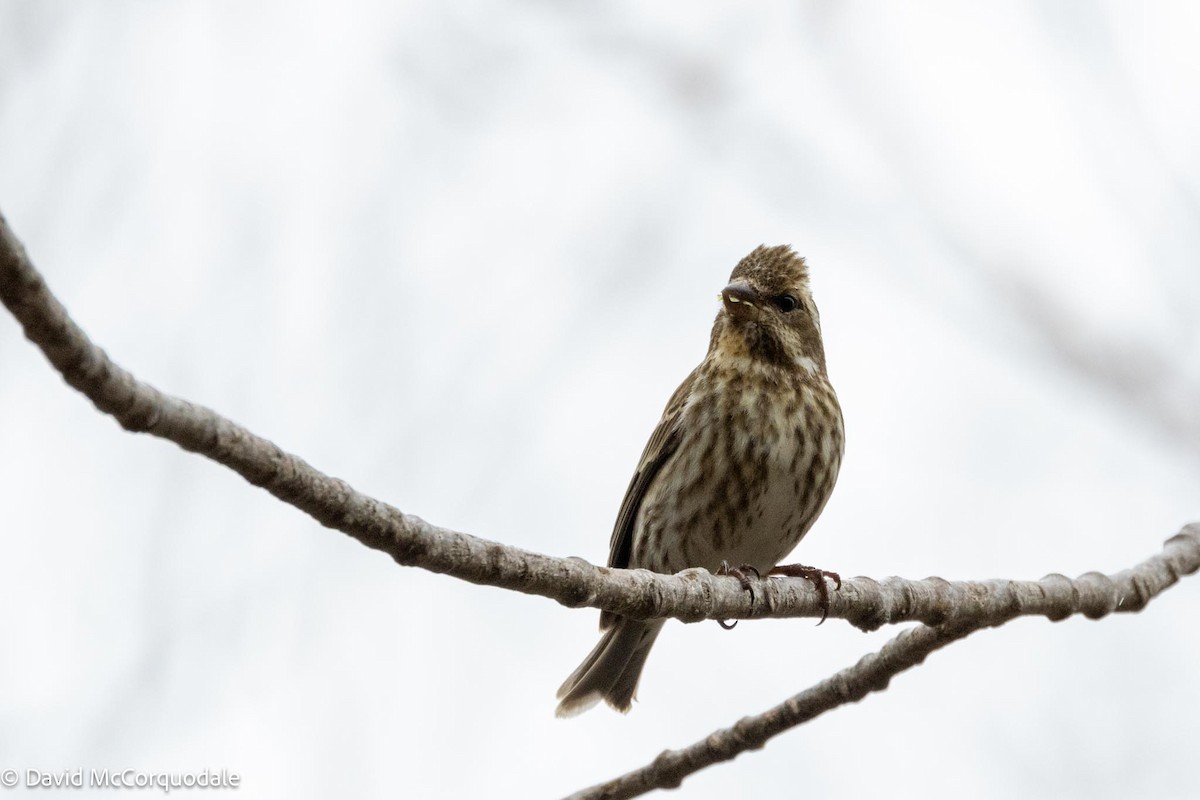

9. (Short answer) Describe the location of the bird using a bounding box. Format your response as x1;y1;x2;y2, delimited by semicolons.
555;244;845;717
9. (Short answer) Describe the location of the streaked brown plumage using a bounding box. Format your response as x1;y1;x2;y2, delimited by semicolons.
556;245;845;717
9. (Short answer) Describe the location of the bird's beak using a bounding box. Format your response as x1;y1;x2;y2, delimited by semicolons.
720;281;759;320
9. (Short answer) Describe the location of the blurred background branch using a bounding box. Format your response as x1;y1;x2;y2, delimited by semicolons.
985;265;1200;456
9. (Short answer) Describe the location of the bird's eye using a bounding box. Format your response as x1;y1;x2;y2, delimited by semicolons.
772;294;799;313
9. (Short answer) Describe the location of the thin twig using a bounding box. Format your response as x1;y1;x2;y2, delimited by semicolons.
565;624;974;800
2;211;1198;633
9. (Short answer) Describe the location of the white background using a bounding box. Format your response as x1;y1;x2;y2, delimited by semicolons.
1;3;1198;798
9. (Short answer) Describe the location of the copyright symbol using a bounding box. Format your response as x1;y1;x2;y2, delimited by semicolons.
0;769;17;788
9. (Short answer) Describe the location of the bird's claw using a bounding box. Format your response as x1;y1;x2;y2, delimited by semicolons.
715;560;762;630
769;563;840;625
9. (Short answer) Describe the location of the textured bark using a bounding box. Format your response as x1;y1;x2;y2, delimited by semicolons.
2;212;1198;635
565;526;1198;799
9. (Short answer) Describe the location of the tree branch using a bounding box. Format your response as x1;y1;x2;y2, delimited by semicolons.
4;210;1200;800
2;210;1198;634
566;624;974;800
567;525;1197;799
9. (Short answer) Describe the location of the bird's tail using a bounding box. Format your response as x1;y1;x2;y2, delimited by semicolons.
555;617;665;717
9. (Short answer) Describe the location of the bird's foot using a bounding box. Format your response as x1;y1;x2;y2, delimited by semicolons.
769;563;841;625
715;561;762;630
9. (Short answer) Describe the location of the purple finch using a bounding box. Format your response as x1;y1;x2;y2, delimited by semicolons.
556;245;844;717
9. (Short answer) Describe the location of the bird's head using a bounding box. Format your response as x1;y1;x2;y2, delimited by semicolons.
710;245;828;376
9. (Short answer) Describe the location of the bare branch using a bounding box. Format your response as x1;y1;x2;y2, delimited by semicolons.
4;211;1200;799
566;625;972;800
568;525;1198;799
2;212;1199;633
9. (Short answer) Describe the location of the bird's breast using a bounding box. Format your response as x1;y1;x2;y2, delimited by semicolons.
634;368;843;575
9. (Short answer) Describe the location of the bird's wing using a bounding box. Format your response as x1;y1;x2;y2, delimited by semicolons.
601;368;698;629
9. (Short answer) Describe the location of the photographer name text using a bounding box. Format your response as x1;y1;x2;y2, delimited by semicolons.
1;768;240;793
